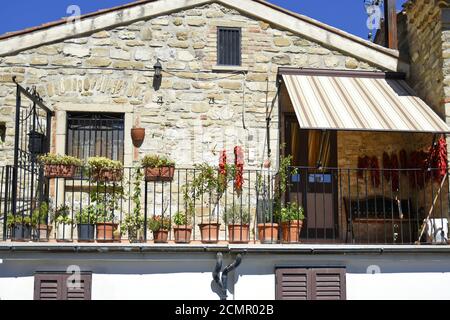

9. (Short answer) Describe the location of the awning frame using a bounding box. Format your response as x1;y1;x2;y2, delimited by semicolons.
278;67;450;134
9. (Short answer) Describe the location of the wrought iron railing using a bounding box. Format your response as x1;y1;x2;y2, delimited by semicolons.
0;165;448;245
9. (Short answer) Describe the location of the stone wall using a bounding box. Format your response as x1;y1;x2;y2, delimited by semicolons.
402;1;449;122
0;2;381;168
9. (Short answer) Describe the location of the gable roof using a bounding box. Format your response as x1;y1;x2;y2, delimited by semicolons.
0;0;407;72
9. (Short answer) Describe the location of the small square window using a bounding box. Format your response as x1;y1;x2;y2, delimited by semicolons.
217;27;241;66
0;123;5;143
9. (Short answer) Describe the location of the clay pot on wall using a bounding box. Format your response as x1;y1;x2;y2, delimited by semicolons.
131;127;145;148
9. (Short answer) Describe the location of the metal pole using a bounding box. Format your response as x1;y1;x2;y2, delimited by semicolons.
11;84;21;216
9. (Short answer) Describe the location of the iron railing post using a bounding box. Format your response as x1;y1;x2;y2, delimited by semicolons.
2;166;10;240
11;84;21;216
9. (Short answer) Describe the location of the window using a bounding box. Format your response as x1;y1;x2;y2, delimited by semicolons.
275;268;346;300
66;112;124;162
0;122;5;143
34;272;92;300
217;27;241;66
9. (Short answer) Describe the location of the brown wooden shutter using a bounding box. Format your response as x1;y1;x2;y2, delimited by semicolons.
65;274;92;300
311;268;346;300
276;268;346;300
34;272;92;300
276;268;310;300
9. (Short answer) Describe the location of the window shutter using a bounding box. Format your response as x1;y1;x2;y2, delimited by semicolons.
65;274;92;300
34;273;92;300
34;274;64;300
311;269;346;300
276;268;346;300
276;268;311;300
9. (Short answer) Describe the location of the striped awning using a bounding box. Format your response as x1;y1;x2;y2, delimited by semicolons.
282;73;450;133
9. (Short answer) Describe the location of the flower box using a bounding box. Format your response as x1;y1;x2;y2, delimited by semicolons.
44;164;76;179
144;166;175;182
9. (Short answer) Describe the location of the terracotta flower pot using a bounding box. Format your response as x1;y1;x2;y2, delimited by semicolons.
153;230;169;243
281;220;303;243
96;223;118;242
91;168;123;183
131;128;146;148
258;223;279;244
198;223;221;243
145;166;175;182
174;226;192;243
228;224;250;244
44;164;76;179
34;224;51;242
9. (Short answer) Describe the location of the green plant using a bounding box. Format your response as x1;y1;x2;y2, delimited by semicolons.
173;212;190;226
277;202;305;222
87;157;123;171
55;204;73;225
32;202;50;226
121;168;145;235
148;215;171;232
38;153;83;166
75;205;100;225
141;155;175;168
6;214;32;228
223;204;250;225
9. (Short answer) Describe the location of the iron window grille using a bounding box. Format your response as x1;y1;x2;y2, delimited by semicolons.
217;27;242;66
66;112;125;164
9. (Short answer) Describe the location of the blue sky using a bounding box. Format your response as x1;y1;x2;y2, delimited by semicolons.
0;0;407;39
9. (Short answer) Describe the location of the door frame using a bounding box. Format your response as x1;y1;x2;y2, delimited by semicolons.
282;113;340;240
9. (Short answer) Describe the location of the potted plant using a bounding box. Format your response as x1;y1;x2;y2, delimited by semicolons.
148;215;171;243
7;214;32;241
131;126;146;148
32;202;52;242
87;157;123;183
257;210;279;244
75;206;97;242
279;202;305;243
142;155;175;182
121;168;145;243
173;212;192;244
94;203;118;243
38;153;83;179
55;204;74;241
223;204;250;244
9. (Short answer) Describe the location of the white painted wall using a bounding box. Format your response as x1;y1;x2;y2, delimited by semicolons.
346;273;450;300
2;251;450;300
92;273;218;300
0;277;34;300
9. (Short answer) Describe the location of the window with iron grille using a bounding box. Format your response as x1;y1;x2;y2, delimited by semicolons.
275;268;346;300
66;112;124;163
217;27;241;66
34;272;92;300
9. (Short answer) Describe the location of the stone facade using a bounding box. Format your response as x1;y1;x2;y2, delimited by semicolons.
402;1;450;123
0;2;381;168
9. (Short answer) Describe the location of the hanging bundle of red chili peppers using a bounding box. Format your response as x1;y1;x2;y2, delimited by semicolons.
218;150;227;190
382;152;392;182
234;146;244;195
391;153;400;192
426;136;448;183
357;156;371;179
409;150;428;189
370;156;381;188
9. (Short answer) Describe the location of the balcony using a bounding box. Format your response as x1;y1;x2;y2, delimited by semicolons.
0;165;448;246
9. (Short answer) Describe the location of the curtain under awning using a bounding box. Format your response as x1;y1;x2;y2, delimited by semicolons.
282;73;450;133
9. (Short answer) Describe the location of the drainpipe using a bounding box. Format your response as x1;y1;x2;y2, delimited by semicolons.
213;252;243;300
